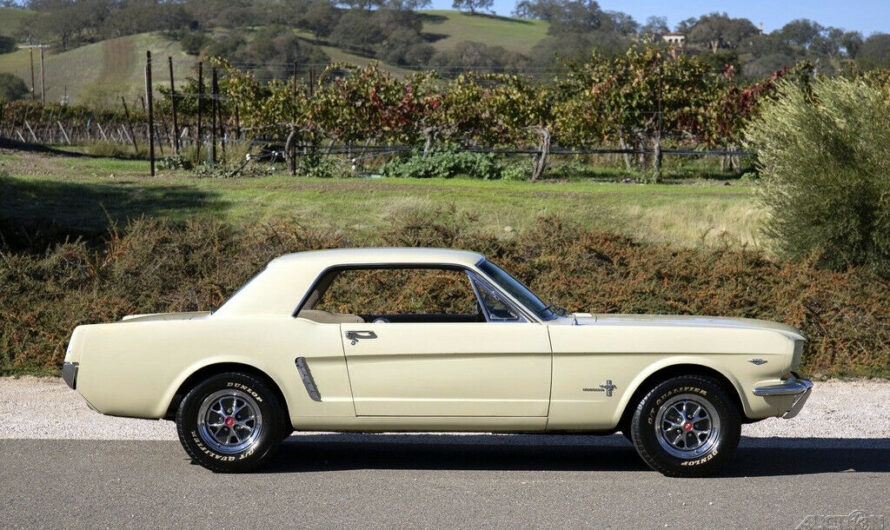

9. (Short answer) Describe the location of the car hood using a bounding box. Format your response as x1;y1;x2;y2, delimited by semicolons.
553;313;804;340
120;311;212;323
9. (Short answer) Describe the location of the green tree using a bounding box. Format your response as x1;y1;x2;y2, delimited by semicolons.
300;0;340;37
330;8;385;51
379;27;434;66
431;41;528;76
514;0;603;33
0;72;28;101
180;31;208;56
857;34;890;71
452;0;493;15
640;16;669;40
0;35;16;54
841;31;863;59
686;12;759;53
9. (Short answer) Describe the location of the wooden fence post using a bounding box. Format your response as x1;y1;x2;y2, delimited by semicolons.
196;61;203;163
169;56;179;155
211;67;218;165
308;66;315;97
146;50;156;176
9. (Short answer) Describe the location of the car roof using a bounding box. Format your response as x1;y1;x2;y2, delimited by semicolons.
213;248;486;317
268;247;486;270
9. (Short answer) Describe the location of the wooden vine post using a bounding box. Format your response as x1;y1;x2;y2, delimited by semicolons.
145;50;156;176
196;61;203;163
211;67;218;165
120;96;139;154
168;56;179;155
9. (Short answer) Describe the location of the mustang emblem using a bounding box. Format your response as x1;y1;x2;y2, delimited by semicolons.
748;359;768;366
583;380;617;397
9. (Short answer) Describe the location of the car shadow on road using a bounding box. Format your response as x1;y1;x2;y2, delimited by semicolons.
267;434;890;477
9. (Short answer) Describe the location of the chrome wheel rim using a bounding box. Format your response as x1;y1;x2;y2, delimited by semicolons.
654;394;721;459
197;389;263;455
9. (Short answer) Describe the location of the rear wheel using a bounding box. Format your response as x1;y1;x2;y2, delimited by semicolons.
630;375;740;477
176;372;284;473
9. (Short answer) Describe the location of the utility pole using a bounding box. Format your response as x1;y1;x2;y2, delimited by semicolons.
29;48;35;100
146;50;155;176
40;45;46;105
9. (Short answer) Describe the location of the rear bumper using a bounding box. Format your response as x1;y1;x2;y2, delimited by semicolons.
62;362;78;390
753;376;813;419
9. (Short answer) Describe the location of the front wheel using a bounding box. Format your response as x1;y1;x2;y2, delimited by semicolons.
176;372;284;473
630;375;741;477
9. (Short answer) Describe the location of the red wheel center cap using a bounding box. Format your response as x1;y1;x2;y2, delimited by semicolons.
682;422;693;432
224;417;235;427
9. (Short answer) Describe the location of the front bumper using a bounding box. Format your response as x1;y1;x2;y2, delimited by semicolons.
753;375;813;419
62;362;78;390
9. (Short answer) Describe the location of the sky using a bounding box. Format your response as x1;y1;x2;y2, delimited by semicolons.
430;0;890;36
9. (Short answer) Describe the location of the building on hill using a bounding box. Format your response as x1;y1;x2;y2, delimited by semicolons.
662;32;686;47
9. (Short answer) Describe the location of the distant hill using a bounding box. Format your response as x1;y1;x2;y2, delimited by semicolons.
0;7;35;36
0;8;552;106
419;10;549;54
0;32;193;106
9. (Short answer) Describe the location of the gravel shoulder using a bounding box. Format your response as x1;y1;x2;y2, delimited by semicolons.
2;377;887;442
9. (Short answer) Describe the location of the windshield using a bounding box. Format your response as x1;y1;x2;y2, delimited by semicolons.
477;260;558;321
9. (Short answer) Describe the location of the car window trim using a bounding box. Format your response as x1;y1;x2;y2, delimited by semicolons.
291;262;542;323
466;271;530;323
292;263;478;319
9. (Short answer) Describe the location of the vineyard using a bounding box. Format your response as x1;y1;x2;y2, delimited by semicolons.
7;45;878;182
2;46;889;378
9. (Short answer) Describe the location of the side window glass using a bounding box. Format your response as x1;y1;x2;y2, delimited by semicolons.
473;277;525;322
312;268;479;322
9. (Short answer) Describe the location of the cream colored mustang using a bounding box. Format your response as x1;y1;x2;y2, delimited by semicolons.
63;248;812;477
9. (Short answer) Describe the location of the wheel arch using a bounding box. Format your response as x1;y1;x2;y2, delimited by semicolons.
615;362;748;432
164;362;291;425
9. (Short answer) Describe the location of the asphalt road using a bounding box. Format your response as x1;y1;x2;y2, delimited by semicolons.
2;434;888;529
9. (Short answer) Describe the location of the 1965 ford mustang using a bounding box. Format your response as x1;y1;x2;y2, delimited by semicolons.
63;248;813;477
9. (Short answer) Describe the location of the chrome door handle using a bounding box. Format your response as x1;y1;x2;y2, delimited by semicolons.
345;330;377;345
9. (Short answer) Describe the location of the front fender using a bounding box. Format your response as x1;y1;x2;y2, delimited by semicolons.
610;356;750;428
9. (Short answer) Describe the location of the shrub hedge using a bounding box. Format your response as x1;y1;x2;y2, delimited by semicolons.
1;211;888;377
745;77;890;277
382;150;505;180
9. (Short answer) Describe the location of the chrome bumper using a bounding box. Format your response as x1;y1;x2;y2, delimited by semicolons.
753;376;813;419
62;362;78;390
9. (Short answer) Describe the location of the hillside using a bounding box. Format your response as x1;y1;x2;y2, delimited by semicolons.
0;9;551;106
0;7;35;36
419;10;549;54
0;32;194;106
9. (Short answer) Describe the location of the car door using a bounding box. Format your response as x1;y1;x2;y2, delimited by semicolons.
332;268;552;417
341;321;552;417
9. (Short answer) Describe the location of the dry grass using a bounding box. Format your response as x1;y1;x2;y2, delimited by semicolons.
0;149;760;251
